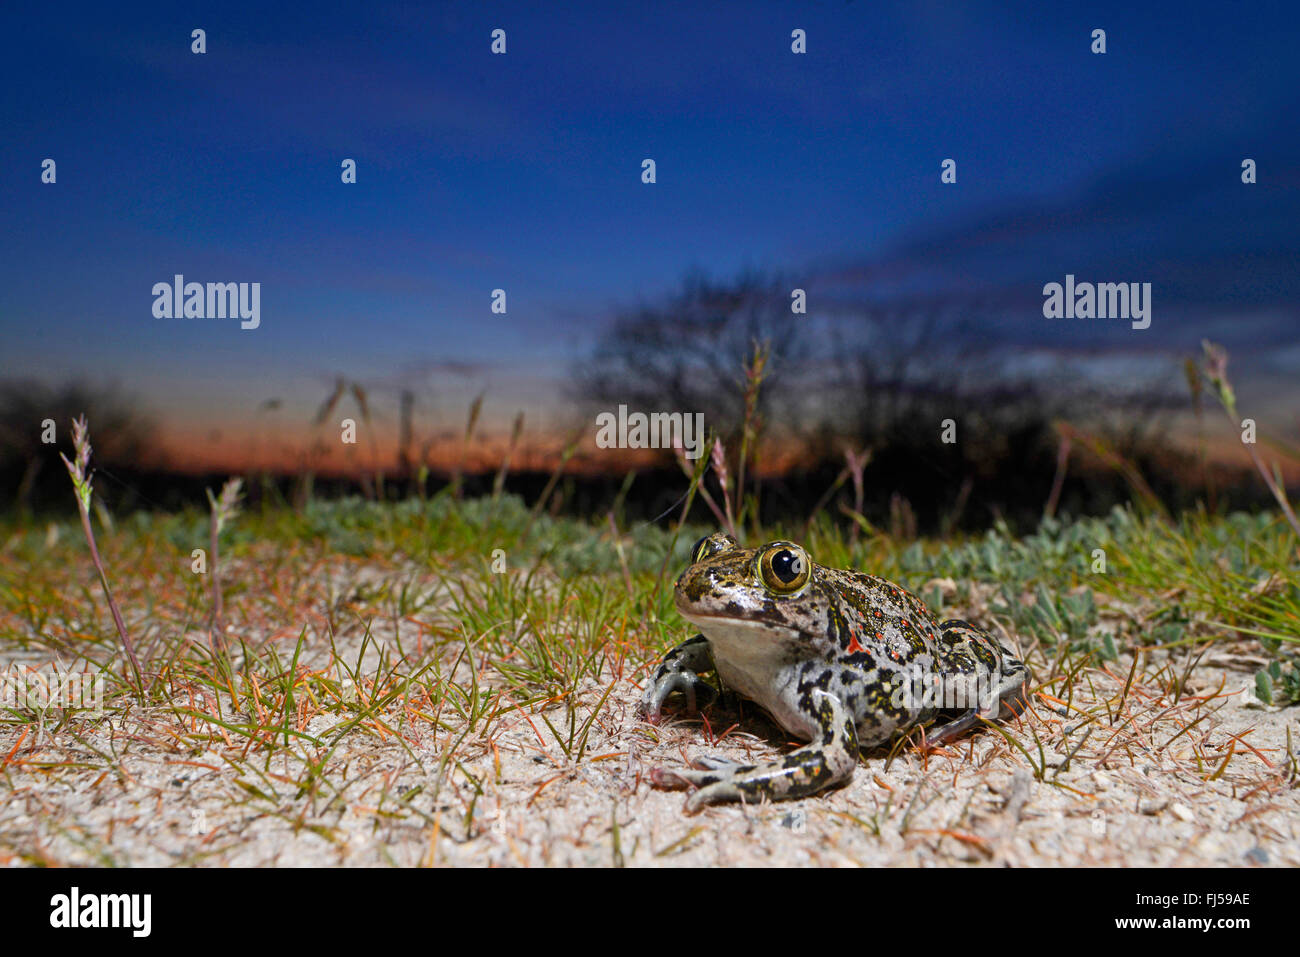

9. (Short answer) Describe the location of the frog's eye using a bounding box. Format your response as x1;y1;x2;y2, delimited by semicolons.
690;533;736;564
759;543;810;593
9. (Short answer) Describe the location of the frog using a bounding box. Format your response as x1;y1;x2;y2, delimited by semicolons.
639;532;1031;811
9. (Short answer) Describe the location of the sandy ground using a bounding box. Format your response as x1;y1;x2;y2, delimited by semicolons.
1;569;1296;868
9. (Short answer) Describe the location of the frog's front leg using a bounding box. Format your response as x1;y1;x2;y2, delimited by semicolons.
638;635;718;722
650;684;859;812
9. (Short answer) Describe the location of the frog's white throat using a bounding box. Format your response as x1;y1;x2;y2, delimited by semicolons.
677;611;805;731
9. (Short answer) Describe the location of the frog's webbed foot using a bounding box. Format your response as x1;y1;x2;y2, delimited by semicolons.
638;635;718;723
650;688;859;813
652;753;749;785
921;684;1032;751
920;708;985;748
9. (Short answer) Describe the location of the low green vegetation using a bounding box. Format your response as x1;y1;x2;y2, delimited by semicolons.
3;491;1297;727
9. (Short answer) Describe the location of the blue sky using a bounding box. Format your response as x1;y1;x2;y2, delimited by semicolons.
2;1;1297;464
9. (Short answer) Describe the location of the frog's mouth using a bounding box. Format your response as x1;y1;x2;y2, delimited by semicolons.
675;605;801;645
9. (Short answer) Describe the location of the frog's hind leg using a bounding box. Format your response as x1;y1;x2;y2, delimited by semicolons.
923;619;1030;748
638;635;719;722
650;685;859;812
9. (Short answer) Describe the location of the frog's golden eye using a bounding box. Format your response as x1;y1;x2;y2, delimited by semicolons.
690;532;737;564
759;543;810;593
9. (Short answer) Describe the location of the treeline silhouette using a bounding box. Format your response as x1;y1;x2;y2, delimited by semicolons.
0;455;1277;539
1;272;1285;534
562;270;1260;532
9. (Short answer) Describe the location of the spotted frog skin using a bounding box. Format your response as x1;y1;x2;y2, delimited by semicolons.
640;533;1030;811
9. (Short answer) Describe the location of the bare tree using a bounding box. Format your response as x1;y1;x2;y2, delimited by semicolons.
570;270;809;447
